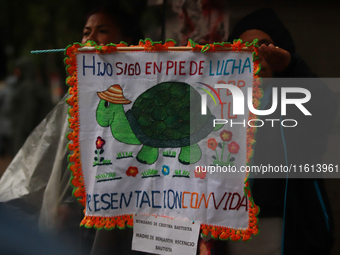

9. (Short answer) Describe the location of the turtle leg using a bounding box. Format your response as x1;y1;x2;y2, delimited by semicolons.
136;145;158;164
179;143;202;165
214;123;224;131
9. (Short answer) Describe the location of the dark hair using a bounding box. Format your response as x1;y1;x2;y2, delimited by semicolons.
85;6;143;45
228;8;295;54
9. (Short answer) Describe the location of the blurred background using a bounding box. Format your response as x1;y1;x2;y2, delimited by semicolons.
0;0;339;254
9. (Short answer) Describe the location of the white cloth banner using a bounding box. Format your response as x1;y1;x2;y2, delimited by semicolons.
68;45;258;238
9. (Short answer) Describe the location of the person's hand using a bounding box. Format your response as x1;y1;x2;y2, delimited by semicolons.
258;44;291;72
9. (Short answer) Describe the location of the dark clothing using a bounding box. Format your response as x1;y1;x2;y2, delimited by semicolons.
229;8;337;255
252;73;337;254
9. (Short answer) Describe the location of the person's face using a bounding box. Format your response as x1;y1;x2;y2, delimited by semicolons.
81;12;122;45
239;29;274;78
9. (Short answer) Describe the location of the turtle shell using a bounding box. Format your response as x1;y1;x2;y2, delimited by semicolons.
126;82;216;148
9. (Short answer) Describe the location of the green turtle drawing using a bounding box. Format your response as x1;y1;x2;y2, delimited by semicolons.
96;81;222;165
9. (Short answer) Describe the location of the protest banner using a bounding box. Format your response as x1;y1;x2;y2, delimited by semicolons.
65;39;260;242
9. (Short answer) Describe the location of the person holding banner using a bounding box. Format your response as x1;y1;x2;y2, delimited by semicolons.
0;5;144;254
225;8;336;255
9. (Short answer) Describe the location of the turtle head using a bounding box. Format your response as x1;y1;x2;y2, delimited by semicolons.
96;84;131;127
96;99;117;126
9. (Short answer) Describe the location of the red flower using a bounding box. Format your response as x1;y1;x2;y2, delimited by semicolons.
242;234;251;241
219;231;231;240
211;230;219;239
201;228;209;237
228;141;240;154
104;220;117;230
195;167;206;179
127;218;134;228
117;219;126;230
126;166;139;177
94;219;105;230
207;138;218;150
220;130;232;142
96;136;106;149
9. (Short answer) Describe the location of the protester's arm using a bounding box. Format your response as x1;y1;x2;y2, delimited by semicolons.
260;43;318;78
259;44;291;73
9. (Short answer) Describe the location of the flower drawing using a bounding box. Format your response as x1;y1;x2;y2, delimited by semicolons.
162;165;170;176
208;130;239;166
96;136;106;149
207;138;218;151
126;166;139;177
228;141;240;154
220;130;232;142
93;136;112;166
194;167;206;179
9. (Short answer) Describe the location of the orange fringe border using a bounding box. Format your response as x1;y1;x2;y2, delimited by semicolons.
65;38;262;241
